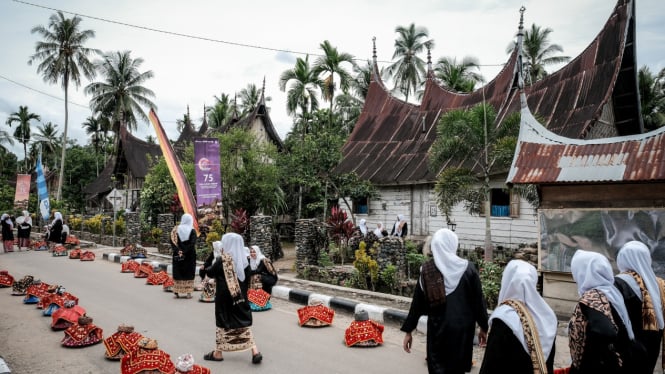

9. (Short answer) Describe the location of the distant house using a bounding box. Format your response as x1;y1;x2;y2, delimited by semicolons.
83;88;284;212
333;0;640;248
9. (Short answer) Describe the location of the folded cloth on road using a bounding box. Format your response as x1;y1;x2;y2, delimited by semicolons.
0;270;13;287
344;311;384;347
61;315;103;347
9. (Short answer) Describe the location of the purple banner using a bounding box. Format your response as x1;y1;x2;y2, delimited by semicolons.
194;138;222;208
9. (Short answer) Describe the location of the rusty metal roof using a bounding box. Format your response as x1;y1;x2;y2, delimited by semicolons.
334;0;639;185
507;95;665;184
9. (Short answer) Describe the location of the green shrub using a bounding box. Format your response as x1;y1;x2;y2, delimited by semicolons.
379;264;398;292
406;252;427;280
353;246;378;290
476;259;503;309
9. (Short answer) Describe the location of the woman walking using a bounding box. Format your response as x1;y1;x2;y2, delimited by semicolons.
203;232;262;364
170;213;197;299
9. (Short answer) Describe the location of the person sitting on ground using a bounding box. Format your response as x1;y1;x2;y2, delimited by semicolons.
247;245;278;311
390;214;408;238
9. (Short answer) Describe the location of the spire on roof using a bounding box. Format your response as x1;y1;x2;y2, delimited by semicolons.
427;43;433;77
372;36;377;65
516;6;527;107
260;76;266;105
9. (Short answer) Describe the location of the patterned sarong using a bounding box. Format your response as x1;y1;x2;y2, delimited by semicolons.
502;299;547;374
173;279;194;295
215;326;255;352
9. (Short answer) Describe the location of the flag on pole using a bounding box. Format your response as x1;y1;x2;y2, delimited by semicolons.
148;108;200;235
36;154;50;223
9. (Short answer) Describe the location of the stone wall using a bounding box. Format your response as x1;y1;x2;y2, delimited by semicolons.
250;215;273;259
375;237;407;277
124;212;140;245
295;219;320;272
157;213;174;254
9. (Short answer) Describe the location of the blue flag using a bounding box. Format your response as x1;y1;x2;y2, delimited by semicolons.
36;155;50;222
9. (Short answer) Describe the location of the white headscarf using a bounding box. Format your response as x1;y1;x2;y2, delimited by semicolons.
393;215;405;236
616;241;664;329
428;228;468;295
53;212;63;224
1;213;8;224
373;223;384;238
221;233;249;282
359;219;367;236
177;213;194;241
571;250;635;340
490;260;558;358
249;245;266;271
17;210;31;225
212;241;223;260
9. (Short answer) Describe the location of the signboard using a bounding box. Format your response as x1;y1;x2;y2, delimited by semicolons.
14;174;31;209
540;208;665;276
194;138;222;208
106;188;125;211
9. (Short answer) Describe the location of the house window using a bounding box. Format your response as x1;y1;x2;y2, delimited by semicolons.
353;196;369;214
481;188;520;218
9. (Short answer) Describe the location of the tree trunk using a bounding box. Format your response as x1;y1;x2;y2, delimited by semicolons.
484;183;492;261
57;77;69;201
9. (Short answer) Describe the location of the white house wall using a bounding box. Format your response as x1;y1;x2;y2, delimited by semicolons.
343;184;539;250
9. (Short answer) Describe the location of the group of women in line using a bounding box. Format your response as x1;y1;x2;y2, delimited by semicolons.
400;227;664;374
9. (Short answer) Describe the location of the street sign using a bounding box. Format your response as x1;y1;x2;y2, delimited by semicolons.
105;188;125;211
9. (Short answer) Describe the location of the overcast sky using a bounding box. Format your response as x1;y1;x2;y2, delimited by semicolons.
0;0;663;159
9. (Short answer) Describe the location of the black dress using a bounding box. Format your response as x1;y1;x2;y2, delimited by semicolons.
249;259;278;294
614;277;661;374
47;220;63;244
1;220;13;241
479;318;555;374
569;302;647;374
17;220;31;239
206;258;253;330
401;262;489;374
171;229;197;282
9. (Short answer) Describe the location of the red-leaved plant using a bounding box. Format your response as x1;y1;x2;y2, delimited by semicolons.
326;206;354;246
230;208;249;236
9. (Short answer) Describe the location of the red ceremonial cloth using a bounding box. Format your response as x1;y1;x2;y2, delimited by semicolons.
297;304;335;326
344;320;384;347
248;288;271;307
121;347;175;374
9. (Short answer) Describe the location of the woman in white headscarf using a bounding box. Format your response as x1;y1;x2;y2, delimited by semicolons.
358;219;368;237
401;228;488;374
391;215;408;237
16;210;32;250
373;222;385;238
170;213;197;299
1;213;14;253
479;260;558;374
614;241;663;373
203;232;262;364
247;245;278;311
46;211;64;245
568;249;644;374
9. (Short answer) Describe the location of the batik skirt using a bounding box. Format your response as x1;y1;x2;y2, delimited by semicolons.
215;326;255;352
172;279;194;295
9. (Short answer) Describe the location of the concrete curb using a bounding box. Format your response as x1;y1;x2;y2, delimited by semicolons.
0;356;11;374
101;252;427;333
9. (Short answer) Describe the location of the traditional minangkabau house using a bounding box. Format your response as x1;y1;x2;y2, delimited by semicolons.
82;125;164;212
84;85;284;212
333;0;640;249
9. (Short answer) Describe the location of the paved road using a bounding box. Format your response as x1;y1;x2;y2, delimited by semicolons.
0;248;430;373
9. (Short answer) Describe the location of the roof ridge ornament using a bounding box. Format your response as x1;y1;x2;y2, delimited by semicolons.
427;44;432;73
517;5;527;107
372;36;377;64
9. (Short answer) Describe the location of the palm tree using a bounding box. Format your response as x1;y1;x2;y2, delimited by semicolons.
33;122;60;169
387;23;433;102
238;83;271;115
312;40;356;119
6;106;41;172
433;56;484;93
85;50;156;134
82;115;106;176
279;55;322;123
507;23;570;83
638;65;665;131
0;128;15;153
206;93;235;130
145;135;156;144
29;11;100;200
429;104;520;260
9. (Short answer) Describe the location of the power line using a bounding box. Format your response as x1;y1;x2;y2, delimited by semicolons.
13;0;508;68
0;73;89;109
